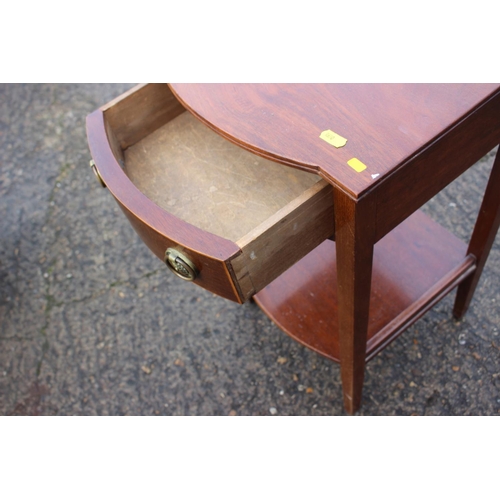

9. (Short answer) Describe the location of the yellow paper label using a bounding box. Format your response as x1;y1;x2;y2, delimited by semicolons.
347;158;367;173
319;129;347;148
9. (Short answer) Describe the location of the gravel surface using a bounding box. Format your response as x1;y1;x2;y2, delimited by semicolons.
1;83;499;415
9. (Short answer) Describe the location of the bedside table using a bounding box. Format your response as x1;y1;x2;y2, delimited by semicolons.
87;83;500;414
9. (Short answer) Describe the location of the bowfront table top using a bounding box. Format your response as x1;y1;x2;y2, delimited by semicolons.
170;83;499;198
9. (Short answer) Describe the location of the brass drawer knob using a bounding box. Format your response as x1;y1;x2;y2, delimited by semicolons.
165;248;198;281
89;159;106;188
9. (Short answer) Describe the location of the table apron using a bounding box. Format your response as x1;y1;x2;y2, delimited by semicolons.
373;91;500;241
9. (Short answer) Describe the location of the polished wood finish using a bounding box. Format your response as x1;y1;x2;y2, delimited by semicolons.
169;84;499;197
375;92;500;240
171;84;500;242
333;189;375;413
454;148;500;318
254;210;476;362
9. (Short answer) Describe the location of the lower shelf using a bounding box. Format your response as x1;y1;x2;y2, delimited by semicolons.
254;210;476;362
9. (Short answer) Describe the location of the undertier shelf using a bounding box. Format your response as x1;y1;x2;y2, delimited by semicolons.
254;210;476;362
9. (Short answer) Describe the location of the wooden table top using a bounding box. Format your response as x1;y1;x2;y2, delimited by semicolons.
170;83;500;198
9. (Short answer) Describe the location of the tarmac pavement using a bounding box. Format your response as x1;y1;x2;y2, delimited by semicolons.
0;83;499;415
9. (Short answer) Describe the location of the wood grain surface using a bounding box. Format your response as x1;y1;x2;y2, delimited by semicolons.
230;180;334;301
104;83;185;149
332;187;376;413
454;147;500;317
170;84;500;198
254;210;475;363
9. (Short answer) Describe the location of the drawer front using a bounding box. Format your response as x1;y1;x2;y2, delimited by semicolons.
87;108;243;302
117;200;243;302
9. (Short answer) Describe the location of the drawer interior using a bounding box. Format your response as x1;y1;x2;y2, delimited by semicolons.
123;111;321;242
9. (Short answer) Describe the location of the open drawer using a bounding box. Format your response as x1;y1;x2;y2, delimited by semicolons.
86;84;334;303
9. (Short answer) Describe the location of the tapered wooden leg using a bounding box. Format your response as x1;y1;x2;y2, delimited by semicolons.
454;148;500;319
333;189;376;414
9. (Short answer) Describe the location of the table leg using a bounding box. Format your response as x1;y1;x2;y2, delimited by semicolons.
454;147;500;319
333;189;376;414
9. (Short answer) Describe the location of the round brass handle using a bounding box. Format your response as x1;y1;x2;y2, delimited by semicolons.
164;248;198;281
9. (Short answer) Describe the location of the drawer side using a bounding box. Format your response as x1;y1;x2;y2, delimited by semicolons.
229;180;334;301
104;83;185;149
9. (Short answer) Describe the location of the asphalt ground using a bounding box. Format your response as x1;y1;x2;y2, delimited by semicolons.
0;83;499;416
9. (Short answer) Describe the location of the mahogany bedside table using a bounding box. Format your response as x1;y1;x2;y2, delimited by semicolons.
87;84;500;414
